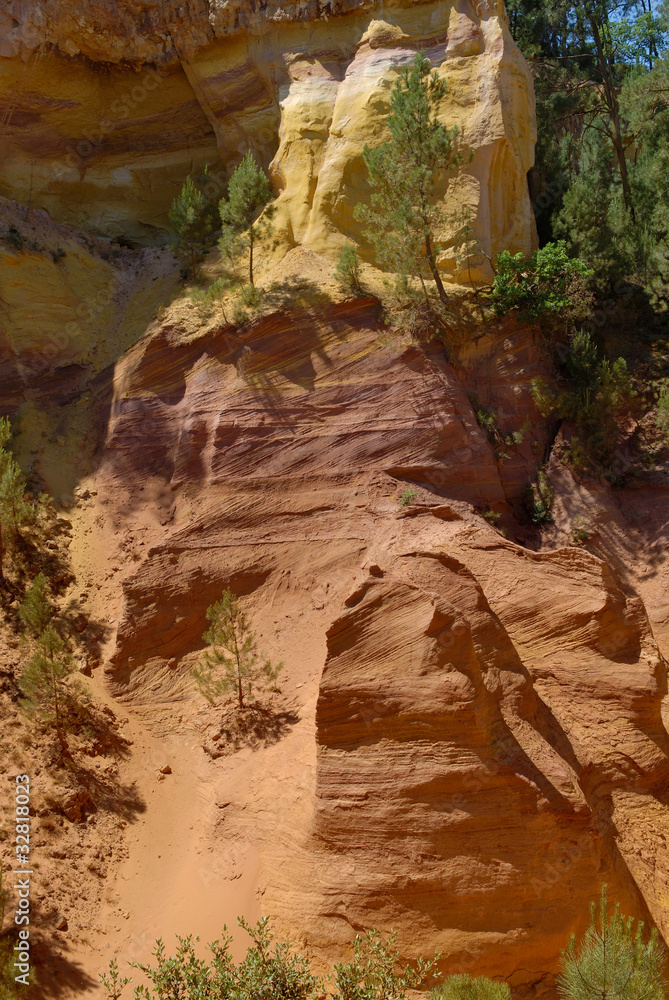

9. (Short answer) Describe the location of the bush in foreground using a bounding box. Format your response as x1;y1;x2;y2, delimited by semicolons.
101;918;441;1000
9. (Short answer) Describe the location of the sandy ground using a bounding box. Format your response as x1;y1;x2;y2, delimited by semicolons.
57;574;323;999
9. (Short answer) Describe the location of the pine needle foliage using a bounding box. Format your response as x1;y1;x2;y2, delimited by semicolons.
432;974;510;1000
18;624;77;758
218;153;276;286
192;588;283;710
531;331;637;470
18;572;53;638
168;175;216;274
353;51;465;304
557;885;666;1000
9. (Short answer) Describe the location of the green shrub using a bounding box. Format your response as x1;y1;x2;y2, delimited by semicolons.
335;245;363;293
531;331;636;471
399;487;418;507
240;283;264;309
334;928;440;1000
470;398;524;462
525;469;553;524
18;625;81;760
101;919;440;1000
432;973;510;1000
0;417;35;583
656;383;669;440
491;241;592;320
570;517;592;545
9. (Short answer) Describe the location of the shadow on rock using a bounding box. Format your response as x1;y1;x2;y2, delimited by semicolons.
203;704;300;759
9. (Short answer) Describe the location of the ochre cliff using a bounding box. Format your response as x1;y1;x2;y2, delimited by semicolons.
2;2;669;993
17;274;661;991
0;0;536;278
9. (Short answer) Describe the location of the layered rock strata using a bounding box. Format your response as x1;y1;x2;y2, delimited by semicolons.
0;0;536;275
71;294;669;986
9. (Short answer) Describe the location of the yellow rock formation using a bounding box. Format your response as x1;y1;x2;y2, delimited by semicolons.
0;0;536;279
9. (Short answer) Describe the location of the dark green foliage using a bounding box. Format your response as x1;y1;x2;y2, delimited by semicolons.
471;398;527;462
432;974;510;1000
657;384;669;440
354;52;465;304
18;572;53;638
531;331;637;470
490;241;592;320
18;624;77;758
525;469;554;524
192;588;283;711
557;885;666;1000
169;174;217;274
335;244;363;293
218;153;276;286
506;0;669;303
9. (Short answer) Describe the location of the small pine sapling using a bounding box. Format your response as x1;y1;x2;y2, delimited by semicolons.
168;174;216;274
192;588;283;710
557;884;666;1000
219;153;276;286
18;625;78;759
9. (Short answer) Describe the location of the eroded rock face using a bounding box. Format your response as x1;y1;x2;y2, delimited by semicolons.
0;0;536;274
295;529;669;984
81;295;669;985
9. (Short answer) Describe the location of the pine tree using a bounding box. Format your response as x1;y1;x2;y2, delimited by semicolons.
557;885;666;1000
192;588;282;710
18;625;77;758
0;417;32;584
353;52;465;304
18;572;53;638
218;153;276;286
168;174;215;274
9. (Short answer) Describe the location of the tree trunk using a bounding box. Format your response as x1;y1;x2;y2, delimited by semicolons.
52;661;68;758
249;229;254;286
587;9;635;221
424;231;448;304
237;673;244;710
